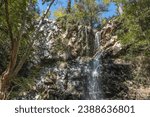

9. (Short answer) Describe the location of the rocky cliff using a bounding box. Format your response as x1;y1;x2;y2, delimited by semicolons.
6;18;150;100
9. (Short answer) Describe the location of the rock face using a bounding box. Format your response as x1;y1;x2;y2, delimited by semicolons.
32;19;95;65
17;60;92;100
98;20;150;99
90;20;131;99
30;18;126;100
15;18;97;100
13;18;150;100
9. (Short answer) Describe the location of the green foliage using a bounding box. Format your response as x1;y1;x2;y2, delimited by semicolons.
54;7;66;18
103;0;111;5
0;0;39;63
0;0;39;98
0;0;36;33
55;0;106;28
8;66;41;99
8;76;35;99
116;0;150;57
103;0;126;5
73;0;105;26
0;0;38;46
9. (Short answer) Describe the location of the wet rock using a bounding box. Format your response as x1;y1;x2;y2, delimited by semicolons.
59;62;68;69
60;52;70;61
17;58;92;100
44;77;54;85
112;41;122;55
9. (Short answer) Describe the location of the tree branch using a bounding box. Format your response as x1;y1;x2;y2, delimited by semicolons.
37;0;55;30
4;0;14;42
42;0;55;21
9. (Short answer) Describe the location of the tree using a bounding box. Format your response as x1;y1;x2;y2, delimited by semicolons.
74;0;106;27
116;0;150;56
0;0;56;99
66;0;72;13
54;0;107;28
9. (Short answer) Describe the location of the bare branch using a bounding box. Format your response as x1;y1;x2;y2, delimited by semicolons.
37;0;55;29
42;0;55;20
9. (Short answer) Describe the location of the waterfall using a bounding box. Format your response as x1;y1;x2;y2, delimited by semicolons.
95;31;100;50
86;31;103;100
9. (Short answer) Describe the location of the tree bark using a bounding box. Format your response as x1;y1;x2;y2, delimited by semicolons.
0;39;20;99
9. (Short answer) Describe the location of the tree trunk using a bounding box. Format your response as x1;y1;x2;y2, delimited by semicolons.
0;39;19;100
67;0;71;13
0;67;12;99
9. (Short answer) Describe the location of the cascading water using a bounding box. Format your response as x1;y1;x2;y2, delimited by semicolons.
86;31;103;100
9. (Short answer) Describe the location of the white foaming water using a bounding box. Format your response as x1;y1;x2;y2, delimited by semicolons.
86;31;103;100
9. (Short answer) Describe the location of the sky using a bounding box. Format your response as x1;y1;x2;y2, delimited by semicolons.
38;0;117;19
102;2;117;18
